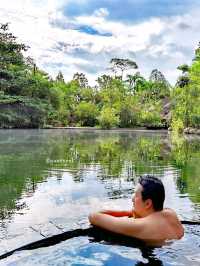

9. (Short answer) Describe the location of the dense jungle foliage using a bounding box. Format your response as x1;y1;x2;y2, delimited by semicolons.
0;23;200;131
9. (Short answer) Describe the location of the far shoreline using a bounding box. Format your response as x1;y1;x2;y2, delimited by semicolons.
44;126;168;132
1;127;200;137
0;126;169;133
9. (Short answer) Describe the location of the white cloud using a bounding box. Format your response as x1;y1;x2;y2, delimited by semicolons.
93;7;109;17
0;0;199;84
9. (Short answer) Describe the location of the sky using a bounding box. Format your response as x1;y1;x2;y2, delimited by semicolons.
0;0;200;85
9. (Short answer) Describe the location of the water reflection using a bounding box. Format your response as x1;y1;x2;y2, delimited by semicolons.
0;130;200;221
0;129;200;264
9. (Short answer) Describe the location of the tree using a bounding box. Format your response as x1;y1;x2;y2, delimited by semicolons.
56;71;65;83
119;98;138;128
176;64;190;88
126;72;146;93
98;107;119;129
149;69;168;84
177;64;189;74
176;76;190;88
187;56;200;127
25;56;38;75
75;102;98;126
109;58;138;79
172;43;200;131
73;72;88;88
96;74;112;90
80;87;95;103
149;69;170;99
0;23;28;69
0;23;29;94
99;78;125;109
194;42;200;61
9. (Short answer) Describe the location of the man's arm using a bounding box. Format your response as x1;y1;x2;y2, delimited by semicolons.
89;212;144;238
100;209;134;217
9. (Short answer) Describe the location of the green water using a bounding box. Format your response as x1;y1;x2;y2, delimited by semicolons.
0;129;200;265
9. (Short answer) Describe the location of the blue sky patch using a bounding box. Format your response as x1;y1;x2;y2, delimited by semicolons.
62;0;199;23
77;25;112;36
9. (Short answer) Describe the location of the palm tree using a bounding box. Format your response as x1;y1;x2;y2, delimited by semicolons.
126;72;145;93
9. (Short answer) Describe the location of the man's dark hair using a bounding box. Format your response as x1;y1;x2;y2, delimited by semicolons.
139;175;165;211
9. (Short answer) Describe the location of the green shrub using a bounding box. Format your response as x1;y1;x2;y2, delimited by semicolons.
75;102;98;126
140;109;164;128
119;105;138;128
98;107;119;129
171;117;184;134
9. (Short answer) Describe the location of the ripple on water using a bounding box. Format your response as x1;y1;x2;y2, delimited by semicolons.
1;130;200;265
1;224;200;266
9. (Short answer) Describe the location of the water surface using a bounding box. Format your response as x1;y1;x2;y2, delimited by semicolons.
0;129;200;265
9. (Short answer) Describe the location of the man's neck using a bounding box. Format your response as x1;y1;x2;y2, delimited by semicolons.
141;208;156;218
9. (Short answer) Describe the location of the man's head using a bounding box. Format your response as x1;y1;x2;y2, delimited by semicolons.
132;175;165;217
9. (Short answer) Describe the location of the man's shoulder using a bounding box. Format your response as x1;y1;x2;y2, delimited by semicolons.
162;208;184;239
162;208;178;218
141;208;179;225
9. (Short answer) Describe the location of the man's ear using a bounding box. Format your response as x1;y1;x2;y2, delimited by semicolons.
145;199;153;209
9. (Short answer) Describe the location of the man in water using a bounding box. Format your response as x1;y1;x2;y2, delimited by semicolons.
89;175;184;245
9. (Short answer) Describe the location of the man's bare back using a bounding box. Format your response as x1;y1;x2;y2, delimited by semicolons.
89;176;184;246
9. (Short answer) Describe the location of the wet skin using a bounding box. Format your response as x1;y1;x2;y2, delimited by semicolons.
89;184;184;246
